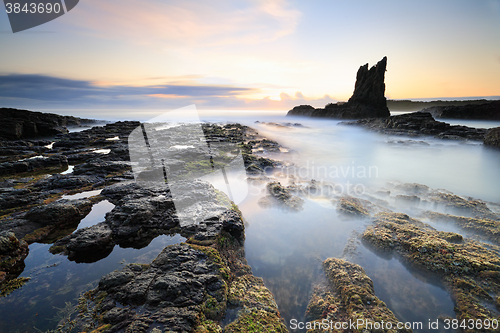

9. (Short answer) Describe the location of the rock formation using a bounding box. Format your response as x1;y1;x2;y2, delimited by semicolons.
340;111;488;141
422;100;500;120
0;108;96;140
287;56;390;119
484;127;500;148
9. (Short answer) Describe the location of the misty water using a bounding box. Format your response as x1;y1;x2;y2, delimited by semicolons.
2;110;499;332
216;111;498;332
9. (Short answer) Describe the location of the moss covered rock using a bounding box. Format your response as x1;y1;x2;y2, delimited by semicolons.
362;212;500;332
336;196;370;218
423;211;500;244
258;181;304;212
304;258;412;333
224;308;287;333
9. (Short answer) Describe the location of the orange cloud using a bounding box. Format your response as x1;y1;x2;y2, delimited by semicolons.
148;94;190;99
64;0;301;46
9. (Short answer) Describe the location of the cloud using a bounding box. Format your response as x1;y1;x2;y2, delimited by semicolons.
63;0;301;46
0;73;336;110
0;74;253;101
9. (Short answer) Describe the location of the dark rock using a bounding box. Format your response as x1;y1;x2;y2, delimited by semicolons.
484;127;500;148
221;209;245;240
0;231;29;283
341;111;487;140
0;154;68;176
78;240;285;333
0;108;95;140
51;180;245;261
287;57;390;119
24;198;92;227
348;56;388;109
287;105;316;117
50;222;114;262
423;100;500;120
73;160;131;176
33;174;103;190
0;186;48;211
83;244;227;331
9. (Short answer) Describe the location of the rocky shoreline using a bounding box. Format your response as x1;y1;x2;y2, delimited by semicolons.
0;109;294;332
339;111;500;147
0;107;97;140
1;108;500;332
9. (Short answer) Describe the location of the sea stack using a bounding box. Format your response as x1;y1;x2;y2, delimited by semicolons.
287;56;391;119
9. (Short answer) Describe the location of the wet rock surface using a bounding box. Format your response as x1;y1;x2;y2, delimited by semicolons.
49;181;246;262
0;154;68;176
0;116;289;332
0;231;28;290
74;231;286;333
25;198;93;226
287;57;390;119
305;258;412;333
362;212;500;331
258;181;304;212
340;111;488;141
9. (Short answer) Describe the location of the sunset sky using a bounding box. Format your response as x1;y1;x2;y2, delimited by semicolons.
0;0;499;110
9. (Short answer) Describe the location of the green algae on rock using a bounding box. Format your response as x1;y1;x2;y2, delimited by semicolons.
224;308;288;333
305;258;412;333
0;231;29;288
0;276;30;297
258;181;304;212
428;193;498;220
336;196;370;218
423;211;500;245
362;212;500;332
228;275;280;315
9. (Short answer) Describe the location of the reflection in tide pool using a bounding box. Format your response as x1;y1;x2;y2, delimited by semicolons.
76;200;114;230
60;165;75;175
0;234;186;332
354;244;456;333
241;195;458;332
242;197;364;324
0;222;185;332
61;189;102;200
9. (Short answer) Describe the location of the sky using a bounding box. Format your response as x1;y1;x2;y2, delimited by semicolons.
0;0;499;111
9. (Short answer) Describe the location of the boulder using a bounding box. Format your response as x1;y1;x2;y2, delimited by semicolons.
24;198;93;227
484;127;500;148
50;222;114;262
